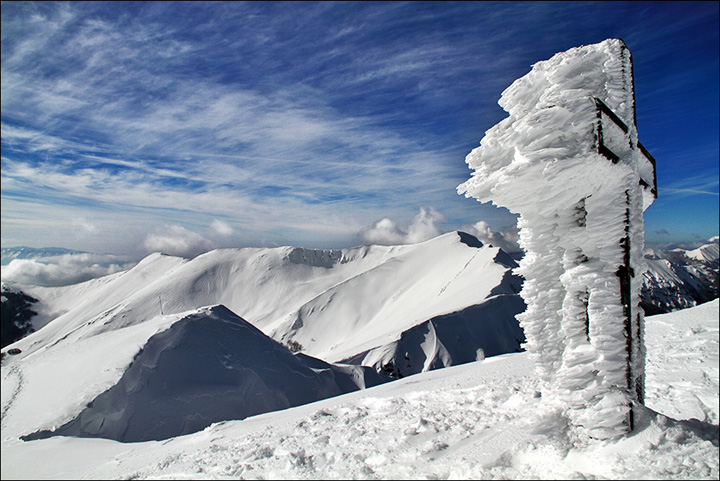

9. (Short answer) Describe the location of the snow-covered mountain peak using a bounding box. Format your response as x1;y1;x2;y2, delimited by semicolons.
687;241;719;265
1;230;717;477
641;238;719;313
7;232;520;367
270;233;523;366
2;231;525;440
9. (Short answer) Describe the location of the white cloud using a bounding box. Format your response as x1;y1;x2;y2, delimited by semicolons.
360;207;446;245
359;218;406;245
662;174;719;197
210;219;234;237
72;217;98;234
1;3;483;256
405;207;446;244
142;225;215;258
462;221;520;253
0;253;135;287
359;210;521;252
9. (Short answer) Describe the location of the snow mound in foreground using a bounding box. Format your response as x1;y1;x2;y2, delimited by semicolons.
645;299;719;425
22;305;388;443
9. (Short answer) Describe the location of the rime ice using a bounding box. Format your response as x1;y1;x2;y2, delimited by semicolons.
458;38;657;439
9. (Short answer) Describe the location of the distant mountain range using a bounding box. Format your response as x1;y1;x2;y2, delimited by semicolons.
2;232;526;371
0;246;89;266
2;232;526;441
2;234;717;352
641;238;719;314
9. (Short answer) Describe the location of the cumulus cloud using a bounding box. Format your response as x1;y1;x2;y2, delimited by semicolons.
142;225;215;258
0;253;135;287
360;207;446;245
462;221;521;254
359;218;407;245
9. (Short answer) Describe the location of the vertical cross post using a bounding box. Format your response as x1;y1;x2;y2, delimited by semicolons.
458;39;656;439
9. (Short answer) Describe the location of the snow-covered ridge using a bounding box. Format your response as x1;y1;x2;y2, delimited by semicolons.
19;305;388;443
4;227;714;450
267;232;521;364
643;257;715;312
642;238;719;313
686;241;719;266
1;231;529;443
7;232;522;375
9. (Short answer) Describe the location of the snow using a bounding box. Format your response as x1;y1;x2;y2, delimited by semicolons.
2;300;717;479
2;35;715;477
8;232;523;375
644;300;719;425
458;39;656;438
270;232;521;364
19;306;387;443
640;239;718;313
0;232;524;442
686;241;719;265
643;257;706;311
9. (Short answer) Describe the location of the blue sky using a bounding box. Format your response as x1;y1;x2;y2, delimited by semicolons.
1;1;718;257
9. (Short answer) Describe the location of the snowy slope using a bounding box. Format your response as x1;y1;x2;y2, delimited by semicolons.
2;300;717;480
642;238;719;313
10;305;387;443
342;292;525;378
685;238;719;266
8;232;523;374
644;299;719;425
267;233;523;366
642;257;713;311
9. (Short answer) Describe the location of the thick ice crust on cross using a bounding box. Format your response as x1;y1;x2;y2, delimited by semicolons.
459;39;655;439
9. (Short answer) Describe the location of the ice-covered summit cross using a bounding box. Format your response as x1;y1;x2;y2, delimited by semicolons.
458;38;656;439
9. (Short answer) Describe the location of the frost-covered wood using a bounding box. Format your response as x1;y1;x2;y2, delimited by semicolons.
458;38;657;439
